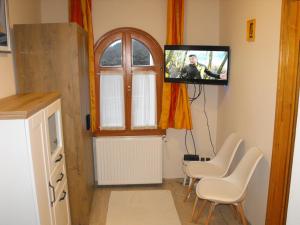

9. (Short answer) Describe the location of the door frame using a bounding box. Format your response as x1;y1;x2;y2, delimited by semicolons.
266;0;300;224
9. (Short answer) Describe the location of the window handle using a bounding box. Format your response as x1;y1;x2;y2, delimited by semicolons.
86;114;90;130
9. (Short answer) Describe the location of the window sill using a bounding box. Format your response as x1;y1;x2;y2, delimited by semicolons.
92;129;166;137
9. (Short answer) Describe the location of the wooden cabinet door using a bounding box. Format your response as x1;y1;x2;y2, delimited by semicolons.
53;182;71;225
27;110;53;225
44;100;65;171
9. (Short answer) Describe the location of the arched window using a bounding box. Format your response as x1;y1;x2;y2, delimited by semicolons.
94;27;165;136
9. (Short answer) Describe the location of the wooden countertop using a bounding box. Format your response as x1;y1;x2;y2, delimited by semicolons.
0;92;60;119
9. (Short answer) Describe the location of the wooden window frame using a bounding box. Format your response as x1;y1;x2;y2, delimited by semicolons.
93;27;165;136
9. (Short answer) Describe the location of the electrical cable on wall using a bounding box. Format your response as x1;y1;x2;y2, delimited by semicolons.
202;85;216;156
184;84;216;156
184;84;200;155
184;129;197;155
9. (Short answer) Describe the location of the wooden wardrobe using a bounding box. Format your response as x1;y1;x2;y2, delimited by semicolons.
14;23;94;225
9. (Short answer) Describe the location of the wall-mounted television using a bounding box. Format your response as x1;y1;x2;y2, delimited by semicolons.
164;45;230;85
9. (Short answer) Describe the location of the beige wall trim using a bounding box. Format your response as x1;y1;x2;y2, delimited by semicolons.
266;0;300;224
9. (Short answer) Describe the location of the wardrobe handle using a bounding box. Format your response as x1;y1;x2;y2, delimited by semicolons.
59;191;67;202
49;182;55;206
55;154;63;163
86;114;90;130
56;172;64;183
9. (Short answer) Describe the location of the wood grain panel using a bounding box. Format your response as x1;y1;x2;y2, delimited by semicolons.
14;23;94;225
0;92;60;119
266;1;300;225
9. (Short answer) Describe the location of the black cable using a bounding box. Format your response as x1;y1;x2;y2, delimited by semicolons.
202;85;216;155
190;83;202;102
184;129;197;155
189;84;196;101
185;84;202;155
193;83;197;99
184;129;189;154
185;84;216;156
190;130;197;155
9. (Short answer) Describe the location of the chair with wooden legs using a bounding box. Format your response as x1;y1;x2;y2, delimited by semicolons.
191;147;263;225
184;133;243;200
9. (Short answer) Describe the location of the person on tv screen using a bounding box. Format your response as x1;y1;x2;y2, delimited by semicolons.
181;54;226;80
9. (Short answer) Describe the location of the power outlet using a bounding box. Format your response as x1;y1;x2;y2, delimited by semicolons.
200;157;211;161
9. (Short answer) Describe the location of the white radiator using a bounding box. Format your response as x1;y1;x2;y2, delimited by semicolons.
94;136;163;185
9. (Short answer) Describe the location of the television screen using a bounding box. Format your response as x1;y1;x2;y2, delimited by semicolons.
164;45;230;85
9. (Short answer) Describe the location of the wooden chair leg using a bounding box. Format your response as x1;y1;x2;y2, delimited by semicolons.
185;178;195;201
231;204;241;223
236;202;248;225
205;202;217;225
193;199;208;223
191;197;199;220
183;175;187;186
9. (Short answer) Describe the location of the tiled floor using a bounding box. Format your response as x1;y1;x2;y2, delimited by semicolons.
89;179;241;225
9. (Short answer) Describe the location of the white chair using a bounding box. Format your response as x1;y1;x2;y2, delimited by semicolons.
184;133;243;200
192;147;263;225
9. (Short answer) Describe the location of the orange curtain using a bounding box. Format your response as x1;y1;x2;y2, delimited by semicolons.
70;0;97;132
70;0;83;26
159;0;192;130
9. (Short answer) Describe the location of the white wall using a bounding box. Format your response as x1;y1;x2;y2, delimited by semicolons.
9;0;41;24
93;0;220;178
41;0;68;23
0;0;68;100
217;1;282;224
3;6;285;224
0;0;41;99
93;0;167;47
0;53;14;98
286;93;300;224
165;0;220;178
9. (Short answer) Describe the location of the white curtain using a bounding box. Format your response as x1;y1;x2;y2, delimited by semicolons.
131;72;157;129
100;74;125;129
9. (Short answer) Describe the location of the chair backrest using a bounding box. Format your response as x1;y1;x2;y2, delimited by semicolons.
227;147;263;201
210;133;243;176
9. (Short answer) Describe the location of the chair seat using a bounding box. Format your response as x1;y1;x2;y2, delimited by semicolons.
196;178;242;204
192;148;263;225
185;162;224;179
